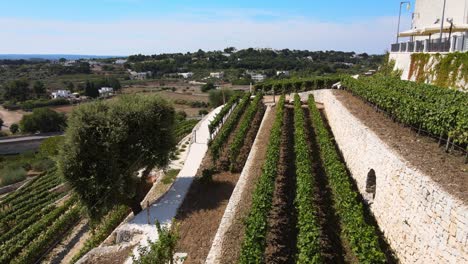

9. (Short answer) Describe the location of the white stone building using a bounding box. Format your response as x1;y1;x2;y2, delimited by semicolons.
392;0;468;53
276;70;290;76
389;0;468;89
178;72;193;78
251;73;266;82
210;72;224;78
98;87;114;97
51;90;72;99
130;71;152;80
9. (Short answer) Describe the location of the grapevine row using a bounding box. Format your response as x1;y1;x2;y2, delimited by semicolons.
293;94;322;263
228;93;263;170
209;93;250;159
208;95;239;134
239;95;285;263
0;197;76;264
308;94;386;263
11;205;81;264
342;75;468;145
255;76;340;94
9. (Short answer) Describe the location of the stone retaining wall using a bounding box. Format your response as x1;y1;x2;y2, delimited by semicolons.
310;89;467;263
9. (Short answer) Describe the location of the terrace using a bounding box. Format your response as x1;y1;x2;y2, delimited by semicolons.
391;35;468;53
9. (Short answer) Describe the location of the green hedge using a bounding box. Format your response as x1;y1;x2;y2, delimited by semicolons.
308;94;386;263
293;94;322;263
229;93;263;170
239;95;285;264
209;93;250;160
255;76;340;94
208;95;239;134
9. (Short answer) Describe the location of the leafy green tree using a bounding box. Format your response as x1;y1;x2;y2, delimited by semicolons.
208;89;234;107
201;82;215;92
84;80;99;98
33;81;46;97
59;94;176;220
19;108;66;133
3;80;30;102
9;123;19;134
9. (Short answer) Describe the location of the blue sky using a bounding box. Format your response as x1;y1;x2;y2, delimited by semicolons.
0;0;414;55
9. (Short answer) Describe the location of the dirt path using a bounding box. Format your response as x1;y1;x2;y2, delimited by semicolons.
0;106;25;128
264;106;298;264
175;104;266;263
334;90;468;203
216;105;276;264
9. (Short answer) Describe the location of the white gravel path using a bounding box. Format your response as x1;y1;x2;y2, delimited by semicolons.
122;105;223;263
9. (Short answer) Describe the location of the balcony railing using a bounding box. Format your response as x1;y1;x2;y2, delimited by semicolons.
391;35;467;53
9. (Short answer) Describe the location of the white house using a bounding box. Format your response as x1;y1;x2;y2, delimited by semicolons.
178;72;193;78
98;87;114;97
51;90;72;99
251;73;266;82
276;70;290;76
210;72;224;78
115;59;127;64
392;0;468;53
130;71;152;80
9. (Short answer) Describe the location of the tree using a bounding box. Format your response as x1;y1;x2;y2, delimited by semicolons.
84;80;99;98
33;81;46;97
208;89;234;107
3;80;30;102
9;123;19;134
201;82;215;92
59;94;176;220
19;108;66;133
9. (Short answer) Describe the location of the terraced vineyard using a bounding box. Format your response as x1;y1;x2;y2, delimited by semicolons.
235;94;391;263
0;170;80;264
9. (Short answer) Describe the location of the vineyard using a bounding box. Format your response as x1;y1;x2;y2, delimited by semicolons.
234;94;390;263
0;169;79;264
342;75;468;147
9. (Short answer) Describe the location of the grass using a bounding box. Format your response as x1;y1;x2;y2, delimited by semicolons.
162;169;180;185
0;166;27;187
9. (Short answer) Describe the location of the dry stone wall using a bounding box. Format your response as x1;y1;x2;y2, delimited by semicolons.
309;89;468;264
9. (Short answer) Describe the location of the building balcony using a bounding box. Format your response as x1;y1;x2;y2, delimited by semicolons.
391;35;468;53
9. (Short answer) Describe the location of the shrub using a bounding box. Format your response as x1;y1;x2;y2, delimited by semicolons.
9;123;19;134
19;108;66;133
133;220;179;264
0;167;27;187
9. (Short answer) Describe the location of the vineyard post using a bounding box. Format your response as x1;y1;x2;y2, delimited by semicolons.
445;136;451;153
438;132;443;146
147;201;150;225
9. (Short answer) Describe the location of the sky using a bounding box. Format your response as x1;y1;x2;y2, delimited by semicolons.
0;0;414;55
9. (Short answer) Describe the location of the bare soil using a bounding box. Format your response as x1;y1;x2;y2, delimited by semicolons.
264;106;298;264
334;90;468;203
175;104;266;263
219;106;276;264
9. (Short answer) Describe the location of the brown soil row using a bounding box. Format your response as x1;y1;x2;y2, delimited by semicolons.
333;90;468;203
264;107;298;264
175;104;266;264
219;105;276;264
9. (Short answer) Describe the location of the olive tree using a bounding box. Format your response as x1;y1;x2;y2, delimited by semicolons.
59;94;175;220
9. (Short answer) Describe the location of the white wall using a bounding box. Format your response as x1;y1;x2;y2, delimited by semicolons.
412;0;468;41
